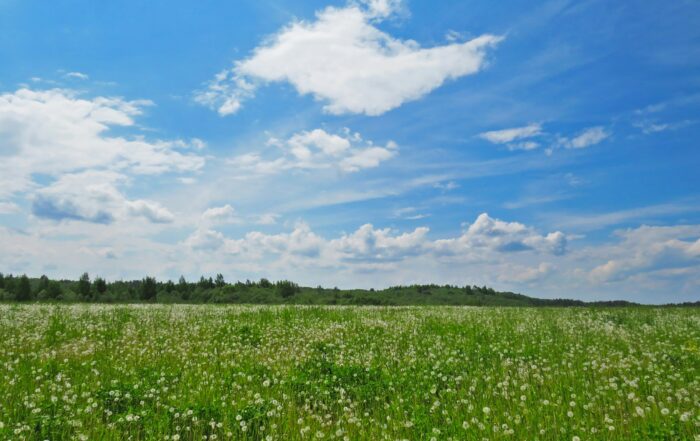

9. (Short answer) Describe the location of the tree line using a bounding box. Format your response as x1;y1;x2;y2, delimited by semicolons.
0;272;697;306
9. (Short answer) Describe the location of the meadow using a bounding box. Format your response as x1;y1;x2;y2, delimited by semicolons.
0;305;698;440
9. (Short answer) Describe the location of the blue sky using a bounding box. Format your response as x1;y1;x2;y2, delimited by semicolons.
1;0;699;302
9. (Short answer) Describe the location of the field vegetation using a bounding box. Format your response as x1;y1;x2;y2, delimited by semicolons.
0;305;698;440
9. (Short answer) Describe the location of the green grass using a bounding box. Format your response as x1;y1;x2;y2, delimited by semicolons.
0;305;698;440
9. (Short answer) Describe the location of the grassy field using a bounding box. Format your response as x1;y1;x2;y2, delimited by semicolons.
0;305;698;440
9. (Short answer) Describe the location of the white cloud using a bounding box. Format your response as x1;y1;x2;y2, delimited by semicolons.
65;72;89;80
185;212;565;266
184;228;226;251
633;119;695;135
212;222;327;259
499;262;554;283
479;124;610;153
0;202;19;214
480;123;542;144
507;141;540;151
197;205;279;228
256;213;279;225
288;129;352;157
126;200;175;224
587;225;700;283
393;206;430;220
201;204;238;225
0;88;205;199
229;128;397;174
560;126;609;149
359;0;404;18
31;170;175;224
547;200;700;231
196;1;502;116
331;224;430;262
433;181;459;191
434;213;567;256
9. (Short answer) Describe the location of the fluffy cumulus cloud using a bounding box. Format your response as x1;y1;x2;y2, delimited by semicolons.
331;224;430;262
31;171;174;224
229;128;397;174
196;0;502;116
201;204;238;225
184;212;566;267
177;214;700;301
0;87;205;223
433;213;567;256
587;225;700;284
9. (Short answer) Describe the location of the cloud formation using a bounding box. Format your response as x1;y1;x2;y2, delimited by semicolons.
479;123;610;152
229;128;397;174
559;126;609;149
31;171;175;224
185;212;566;265
0;88;204;198
0;87;205;224
480;123;542;144
588;225;700;283
196;1;502;116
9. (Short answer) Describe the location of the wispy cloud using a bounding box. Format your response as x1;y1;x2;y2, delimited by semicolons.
558;126;609;149
479;123;542;144
65;71;89;80
545;200;700;231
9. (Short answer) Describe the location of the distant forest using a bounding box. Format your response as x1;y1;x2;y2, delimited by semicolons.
0;273;697;307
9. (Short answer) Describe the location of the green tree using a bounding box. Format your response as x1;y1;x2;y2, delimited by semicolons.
140;277;157;301
93;277;107;296
198;276;214;289
3;275;15;296
37;275;50;293
276;280;299;299
46;281;62;300
78;272;91;301
16;275;32;301
215;273;226;288
177;276;190;300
